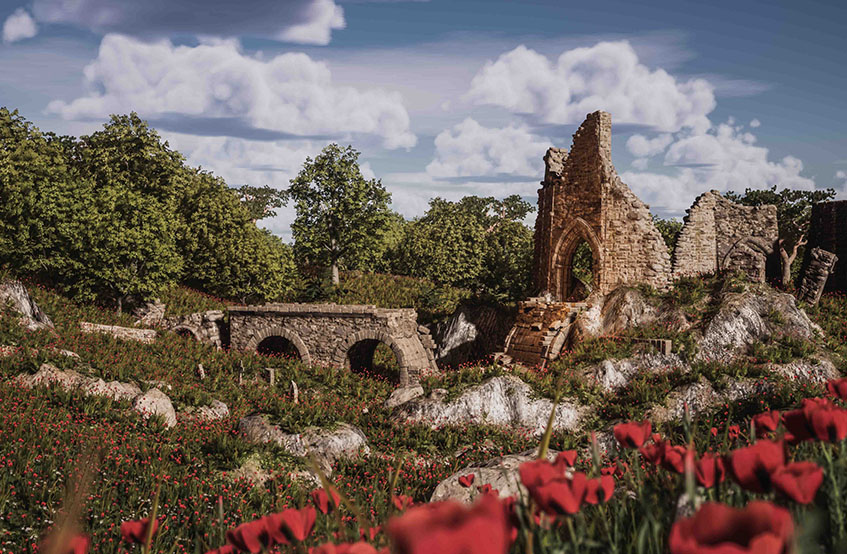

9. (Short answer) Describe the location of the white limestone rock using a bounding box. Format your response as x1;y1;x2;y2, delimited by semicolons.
132;388;177;428
0;280;53;330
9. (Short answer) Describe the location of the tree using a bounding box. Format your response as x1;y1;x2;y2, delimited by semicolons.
235;184;287;222
288;144;392;285
725;186;836;286
653;216;683;255
64;113;186;309
178;171;298;303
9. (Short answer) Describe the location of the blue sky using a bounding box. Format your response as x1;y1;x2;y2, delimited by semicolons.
1;0;845;238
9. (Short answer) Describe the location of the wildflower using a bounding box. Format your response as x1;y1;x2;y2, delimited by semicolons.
826;377;847;401
669;501;793;554
226;518;274;553
392;495;414;511
728;440;784;493
519;459;587;515
554;450;578;468
120;517;160;544
752;410;781;437
310;542;380;554
273;506;317;543
387;494;509;554
458;474;475;488
613;421;651;448
694;453;725;489
311;488;341;514
584;475;614;505
205;546;237;554
771;461;824;505
660;444;689;474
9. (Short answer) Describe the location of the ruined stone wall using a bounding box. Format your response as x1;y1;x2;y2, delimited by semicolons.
533;111;671;299
229;304;437;385
804;201;847;292
672;191;778;282
673;192;718;278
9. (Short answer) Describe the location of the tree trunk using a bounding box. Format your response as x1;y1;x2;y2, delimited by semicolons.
331;263;340;286
779;236;806;289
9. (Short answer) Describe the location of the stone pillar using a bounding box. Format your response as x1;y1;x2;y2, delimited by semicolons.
798;248;838;305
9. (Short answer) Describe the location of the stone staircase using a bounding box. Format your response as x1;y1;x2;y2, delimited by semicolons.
496;298;587;368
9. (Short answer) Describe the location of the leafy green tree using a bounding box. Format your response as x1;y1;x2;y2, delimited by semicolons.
178;171;298;303
63;113;186;310
480;219;534;301
288;144;392;285
725;186;836;286
235;184;287;222
653;216;683;255
0;108;76;278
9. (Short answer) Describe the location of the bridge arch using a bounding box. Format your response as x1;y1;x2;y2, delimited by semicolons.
172;325;201;341
331;330;411;386
245;326;312;365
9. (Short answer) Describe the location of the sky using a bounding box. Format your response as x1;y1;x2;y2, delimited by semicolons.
1;0;845;239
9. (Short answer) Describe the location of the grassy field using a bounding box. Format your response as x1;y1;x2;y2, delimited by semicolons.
0;274;845;552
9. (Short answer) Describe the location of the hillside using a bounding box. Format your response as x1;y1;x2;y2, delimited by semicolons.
1;272;846;552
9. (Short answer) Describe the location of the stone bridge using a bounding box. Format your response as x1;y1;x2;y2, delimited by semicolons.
228;303;438;386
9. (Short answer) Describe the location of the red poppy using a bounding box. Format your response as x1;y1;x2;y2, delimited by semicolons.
227;518;274;553
728;425;741;440
827;377;847;401
477;484;499;497
806;399;847;442
669;501;794;554
41;533;90;554
694;453;725;489
205;546;237;554
387;494;510;554
639;436;666;466
614;421;652;449
120;517;160;544
660;444;689;474
771;461;824;505
752;410;781;437
392;495;414;511
273;506;317;543
728;440;785;493
311;488;341;514
310;542;379;554
519;460;587;515
783;407;814;444
359;526;381;542
554;450;578;468
584;475;614;505
458;474;475;488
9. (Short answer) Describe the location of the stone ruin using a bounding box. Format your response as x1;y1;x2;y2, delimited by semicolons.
501;111;781;367
802;200;847;294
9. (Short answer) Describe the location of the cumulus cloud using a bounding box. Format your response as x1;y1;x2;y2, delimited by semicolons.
621;120;815;212
3;8;37;43
32;0;345;45
836;170;847;196
466;41;716;133
426;118;549;179
47;34;416;149
626;133;673;158
749;118;761;128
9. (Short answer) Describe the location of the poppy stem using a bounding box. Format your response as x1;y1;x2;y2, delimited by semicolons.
823;445;846;545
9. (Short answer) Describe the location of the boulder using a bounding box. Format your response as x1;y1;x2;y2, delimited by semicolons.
649;377;777;425
696;288;816;362
430;304;515;367
572;287;657;341
394;375;587;436
81;379;142;402
184;400;230;421
584;353;684;392
79;322;157;344
132;388;177;428
430;449;558;503
15;363;87;391
237;415;369;472
769;357;840;384
0;280;53;330
384;384;424;409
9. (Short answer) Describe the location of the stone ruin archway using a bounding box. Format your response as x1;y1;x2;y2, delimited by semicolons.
172;325;200;341
552;218;603;301
244;326;312;366
228;304;437;386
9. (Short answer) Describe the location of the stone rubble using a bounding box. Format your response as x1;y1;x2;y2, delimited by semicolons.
0;280;53;331
797;247;838;305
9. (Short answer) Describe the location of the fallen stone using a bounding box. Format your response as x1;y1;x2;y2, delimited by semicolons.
0;280;53;330
132;388;177;428
184;399;230;421
80;322;157;344
237;415;369;472
384;384;424;409
394;375;587;436
15;363;87;391
81;379;142;402
430;449;559;504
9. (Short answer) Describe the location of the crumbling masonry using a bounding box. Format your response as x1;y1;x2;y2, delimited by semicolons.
502;111;780;367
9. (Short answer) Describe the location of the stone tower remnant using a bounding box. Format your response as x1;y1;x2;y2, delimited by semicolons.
803;200;847;293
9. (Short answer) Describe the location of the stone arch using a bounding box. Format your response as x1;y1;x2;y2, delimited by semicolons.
331;330;411;386
172;325;200;341
551;218;603;300
720;236;776;283
245;326;311;365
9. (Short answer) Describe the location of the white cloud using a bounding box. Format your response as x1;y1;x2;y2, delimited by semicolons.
47;34;416;149
426;118;549;178
32;0;345;45
3;8;38;43
622;120;815;212
626;133;672;158
837;170;847;197
749;118;761;128
466;41;716;133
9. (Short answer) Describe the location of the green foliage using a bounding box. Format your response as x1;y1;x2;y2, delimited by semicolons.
652;216;683;255
235;184;287;221
288;144;393;283
570;241;594;295
391;194;535;300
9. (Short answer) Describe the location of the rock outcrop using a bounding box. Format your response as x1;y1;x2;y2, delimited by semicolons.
695;287;816;362
0;280;53;330
430;304;514;367
393;375;587;436
237;415;370;472
430;449;559;503
584;353;685;392
132;388;178;428
79;322;157;344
